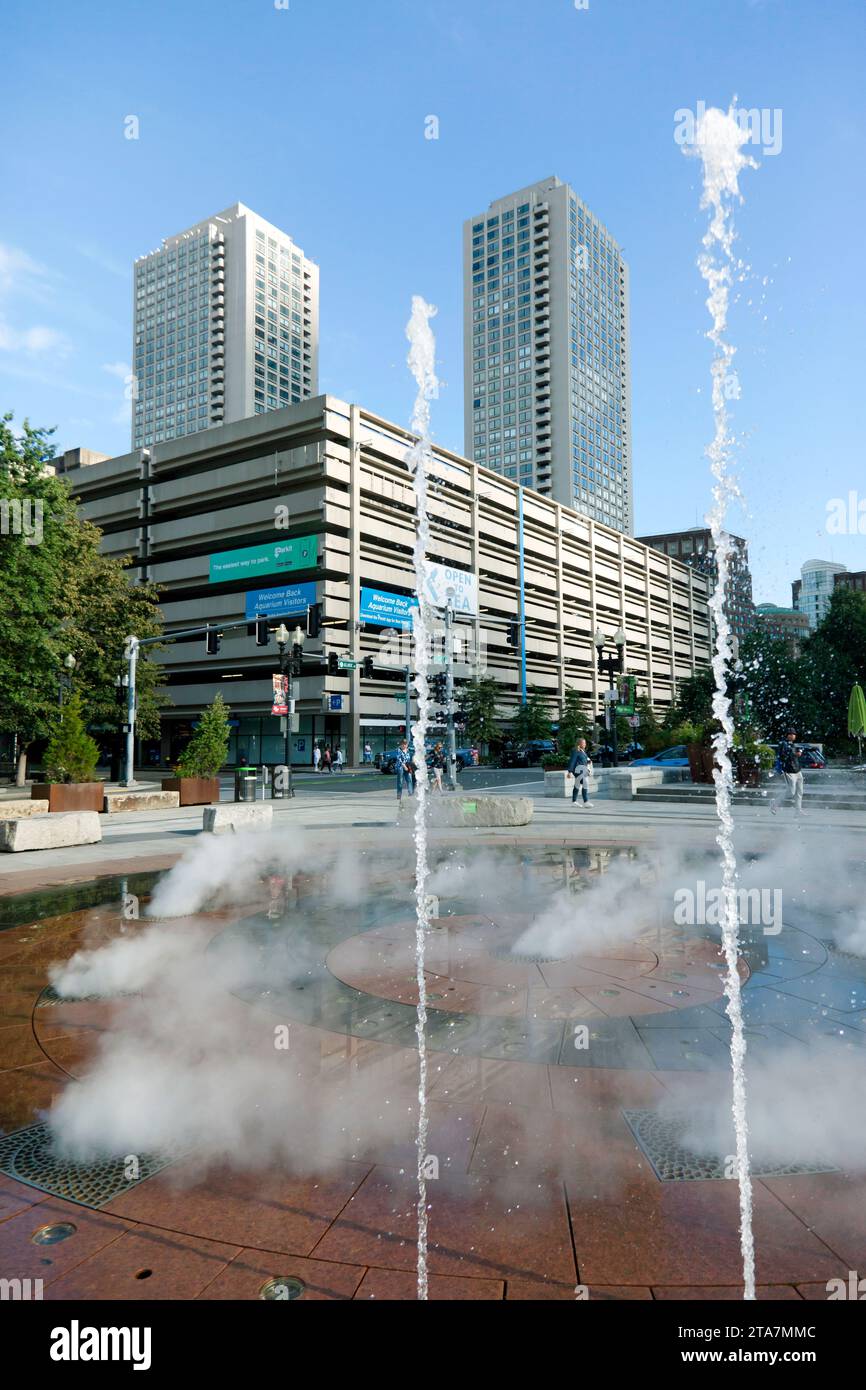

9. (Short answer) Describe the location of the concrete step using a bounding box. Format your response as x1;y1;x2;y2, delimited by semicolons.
635;785;866;810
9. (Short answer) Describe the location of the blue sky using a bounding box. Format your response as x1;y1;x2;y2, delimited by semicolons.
1;0;864;605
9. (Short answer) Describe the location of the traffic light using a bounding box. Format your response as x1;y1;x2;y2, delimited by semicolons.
255;618;269;647
363;655;374;678
307;602;322;640
292;641;304;675
430;672;447;703
507;619;521;648
205;628;221;655
327;651;339;676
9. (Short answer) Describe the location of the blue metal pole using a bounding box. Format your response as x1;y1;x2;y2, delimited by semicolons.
518;487;527;703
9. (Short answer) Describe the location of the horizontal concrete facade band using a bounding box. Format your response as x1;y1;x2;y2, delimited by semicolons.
68;395;711;759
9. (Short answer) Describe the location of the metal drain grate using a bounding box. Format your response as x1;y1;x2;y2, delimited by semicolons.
0;1124;173;1208
623;1109;838;1181
36;985;100;1008
36;985;138;1008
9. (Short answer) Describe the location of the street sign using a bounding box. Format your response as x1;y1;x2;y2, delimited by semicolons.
337;658;357;670
628;714;641;728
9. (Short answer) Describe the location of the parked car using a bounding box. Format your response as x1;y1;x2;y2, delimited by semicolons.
379;743;477;775
631;744;690;768
378;748;404;775
795;744;826;769
500;738;557;768
590;741;643;766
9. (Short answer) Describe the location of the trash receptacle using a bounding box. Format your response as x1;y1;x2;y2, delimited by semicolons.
234;766;257;802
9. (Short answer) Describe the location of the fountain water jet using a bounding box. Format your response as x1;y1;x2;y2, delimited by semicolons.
405;294;439;1301
685;102;759;1300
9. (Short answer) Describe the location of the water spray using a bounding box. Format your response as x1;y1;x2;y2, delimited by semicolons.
686;102;758;1300
405;294;439;1301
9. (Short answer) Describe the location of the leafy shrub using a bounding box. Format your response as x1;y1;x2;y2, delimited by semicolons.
175;694;230;779
43;694;100;783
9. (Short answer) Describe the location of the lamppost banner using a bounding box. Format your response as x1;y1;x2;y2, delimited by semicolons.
271;673;288;716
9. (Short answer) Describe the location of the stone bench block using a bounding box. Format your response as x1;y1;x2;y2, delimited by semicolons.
103;791;180;813
202;804;273;834
0;800;50;819
544;770;599;798
427;794;533;828
0;811;102;852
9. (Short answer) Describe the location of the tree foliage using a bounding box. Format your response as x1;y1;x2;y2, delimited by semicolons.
633;693;665;753
557;686;593;752
666;590;866;755
459;674;500;747
0;414;167;782
43;692;100;783
175;694;231;778
512;685;553;742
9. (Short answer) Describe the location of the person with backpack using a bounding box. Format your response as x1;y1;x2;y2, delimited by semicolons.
395;738;415;818
771;730;804;815
567;737;594;807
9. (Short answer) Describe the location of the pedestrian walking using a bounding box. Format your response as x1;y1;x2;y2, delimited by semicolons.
322;746;332;774
313;744;321;774
363;742;373;765
334;746;344;772
771;730;805;815
395;738;415;819
568;738;594;807
430;742;445;792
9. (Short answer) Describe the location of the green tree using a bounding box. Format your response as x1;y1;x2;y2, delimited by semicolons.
798;587;866;751
459;674;500;747
43;693;100;783
512;685;553;742
737;628;800;742
175;694;231;778
557;686;592;752
673;667;717;727
633;693;665;753
0;414;166;784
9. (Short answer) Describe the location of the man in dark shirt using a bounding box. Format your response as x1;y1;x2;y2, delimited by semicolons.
771;730;804;815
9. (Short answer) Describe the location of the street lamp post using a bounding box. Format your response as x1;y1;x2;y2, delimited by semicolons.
275;623;304;798
444;601;458;790
112;674;128;782
58;653;76;709
594;626;626;767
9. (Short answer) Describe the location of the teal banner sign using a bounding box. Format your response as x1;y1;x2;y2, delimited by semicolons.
209;535;318;584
